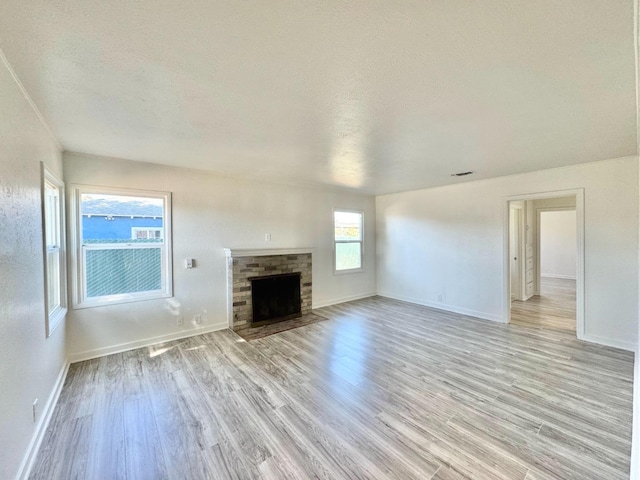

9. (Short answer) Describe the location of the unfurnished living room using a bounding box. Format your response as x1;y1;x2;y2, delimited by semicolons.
2;2;640;479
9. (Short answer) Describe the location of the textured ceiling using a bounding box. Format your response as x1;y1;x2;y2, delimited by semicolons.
0;1;636;194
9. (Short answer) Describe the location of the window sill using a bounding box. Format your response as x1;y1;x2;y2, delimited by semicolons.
73;291;172;310
333;268;365;276
47;307;67;338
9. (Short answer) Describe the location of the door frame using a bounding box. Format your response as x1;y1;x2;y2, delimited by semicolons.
503;188;585;340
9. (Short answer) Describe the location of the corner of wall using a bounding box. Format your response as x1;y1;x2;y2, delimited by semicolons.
15;360;70;480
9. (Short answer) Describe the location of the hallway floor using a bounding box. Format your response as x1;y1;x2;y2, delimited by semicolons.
511;277;576;333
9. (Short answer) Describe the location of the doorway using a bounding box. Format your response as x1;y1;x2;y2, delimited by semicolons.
504;190;584;339
529;209;577;332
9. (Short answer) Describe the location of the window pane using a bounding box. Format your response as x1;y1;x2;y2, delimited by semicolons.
80;192;166;300
81;193;164;245
86;247;162;297
47;251;60;311
336;243;362;270
334;211;362;241
45;182;59;247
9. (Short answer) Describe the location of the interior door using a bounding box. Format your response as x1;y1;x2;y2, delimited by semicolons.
509;206;521;300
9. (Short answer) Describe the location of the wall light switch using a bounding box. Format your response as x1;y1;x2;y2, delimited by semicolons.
265;233;271;241
185;258;194;269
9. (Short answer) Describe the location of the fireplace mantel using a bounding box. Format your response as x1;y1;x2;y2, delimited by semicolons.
224;247;314;258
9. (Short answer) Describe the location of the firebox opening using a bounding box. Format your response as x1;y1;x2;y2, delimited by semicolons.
250;272;302;327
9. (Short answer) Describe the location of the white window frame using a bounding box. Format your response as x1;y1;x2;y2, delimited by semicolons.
333;209;364;274
70;184;173;309
41;165;67;337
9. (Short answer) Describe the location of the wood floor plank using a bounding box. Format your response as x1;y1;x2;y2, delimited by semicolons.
123;396;168;480
30;292;633;479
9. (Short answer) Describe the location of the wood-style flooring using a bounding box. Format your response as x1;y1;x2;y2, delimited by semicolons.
511;277;576;333
30;296;634;480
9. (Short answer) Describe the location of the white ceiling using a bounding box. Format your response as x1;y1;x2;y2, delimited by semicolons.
1;1;636;194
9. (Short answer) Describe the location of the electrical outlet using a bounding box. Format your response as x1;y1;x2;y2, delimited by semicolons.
32;399;38;423
177;316;184;326
265;233;271;241
437;293;443;302
193;314;202;325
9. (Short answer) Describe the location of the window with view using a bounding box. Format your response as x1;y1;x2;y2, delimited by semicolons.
334;210;363;272
42;166;67;336
71;186;172;308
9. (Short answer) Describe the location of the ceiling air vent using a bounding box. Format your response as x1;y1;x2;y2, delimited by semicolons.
450;171;476;177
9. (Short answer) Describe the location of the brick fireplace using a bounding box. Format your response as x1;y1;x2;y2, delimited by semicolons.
224;248;313;330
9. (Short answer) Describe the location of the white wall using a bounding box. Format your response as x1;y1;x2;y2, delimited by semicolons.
63;152;376;360
376;156;638;350
0;53;67;479
540;210;577;279
529;196;576;294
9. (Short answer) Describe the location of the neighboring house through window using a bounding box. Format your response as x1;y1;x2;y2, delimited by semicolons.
131;227;163;240
334;209;363;272
42;165;67;336
70;185;172;308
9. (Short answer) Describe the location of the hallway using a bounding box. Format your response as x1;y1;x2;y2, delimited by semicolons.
511;277;576;333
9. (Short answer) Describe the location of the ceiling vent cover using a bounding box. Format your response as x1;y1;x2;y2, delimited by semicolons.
450;171;476;177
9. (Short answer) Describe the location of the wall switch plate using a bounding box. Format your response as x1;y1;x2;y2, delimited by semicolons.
185;258;194;269
265;233;271;241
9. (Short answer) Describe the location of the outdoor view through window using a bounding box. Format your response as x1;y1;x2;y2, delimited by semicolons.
81;193;165;299
334;210;363;271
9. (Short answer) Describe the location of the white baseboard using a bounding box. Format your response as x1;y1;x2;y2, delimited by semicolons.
541;274;576;280
377;292;504;323
312;292;377;309
17;360;70;480
68;322;229;363
580;333;637;352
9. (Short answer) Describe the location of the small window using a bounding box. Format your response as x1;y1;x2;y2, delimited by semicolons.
334;210;363;272
71;185;172;308
42;166;67;336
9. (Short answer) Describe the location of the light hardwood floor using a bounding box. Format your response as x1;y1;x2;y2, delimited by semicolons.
511;277;576;333
31;296;634;479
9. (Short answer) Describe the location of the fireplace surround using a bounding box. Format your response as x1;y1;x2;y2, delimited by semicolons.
224;248;312;330
251;272;301;326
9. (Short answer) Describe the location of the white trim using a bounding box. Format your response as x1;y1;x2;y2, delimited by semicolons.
67;322;228;363
69;184;173;309
377;292;504;323
16;361;70;480
41;165;67;337
580;334;638;353
541;274;577;280
312;292;377;309
503;189;585;341
224;247;314;258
